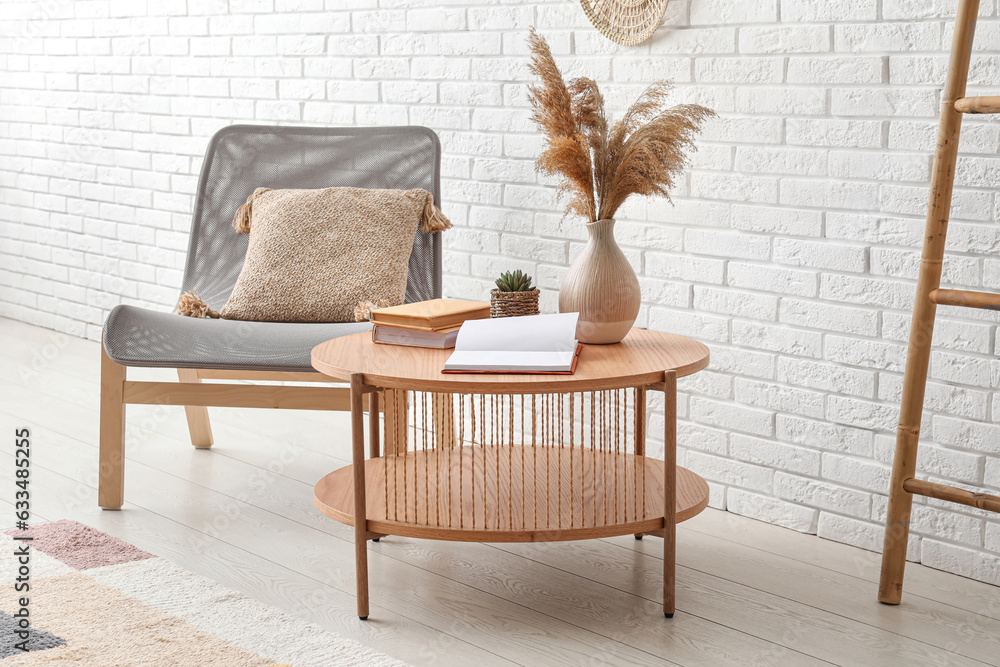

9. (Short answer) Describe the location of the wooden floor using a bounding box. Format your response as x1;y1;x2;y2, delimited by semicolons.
2;317;1000;667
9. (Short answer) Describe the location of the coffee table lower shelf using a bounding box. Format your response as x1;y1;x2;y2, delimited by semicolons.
314;445;709;542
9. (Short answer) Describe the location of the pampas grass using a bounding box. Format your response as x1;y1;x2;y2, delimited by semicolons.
527;29;715;222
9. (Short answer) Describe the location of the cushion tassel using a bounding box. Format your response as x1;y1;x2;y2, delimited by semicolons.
421;193;452;233
232;187;272;234
177;289;221;319
354;299;390;322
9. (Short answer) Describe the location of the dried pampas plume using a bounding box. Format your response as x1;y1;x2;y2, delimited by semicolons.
354;299;390;322
177;289;220;319
527;28;715;222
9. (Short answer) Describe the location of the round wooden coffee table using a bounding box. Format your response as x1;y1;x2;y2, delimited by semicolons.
311;328;710;620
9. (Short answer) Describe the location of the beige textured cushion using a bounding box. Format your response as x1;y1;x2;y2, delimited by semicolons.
220;186;444;323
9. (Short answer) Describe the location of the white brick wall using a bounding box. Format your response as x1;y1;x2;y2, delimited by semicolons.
2;0;1000;585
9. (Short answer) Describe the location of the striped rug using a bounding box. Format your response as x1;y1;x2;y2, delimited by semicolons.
1;520;405;666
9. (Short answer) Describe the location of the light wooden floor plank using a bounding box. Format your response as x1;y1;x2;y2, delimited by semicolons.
6;463;513;667
0;377;881;667
658;528;1000;665
4;410;822;667
0;424;677;667
1;364;825;666
682;505;1000;623
493;538;989;667
0;496;52;526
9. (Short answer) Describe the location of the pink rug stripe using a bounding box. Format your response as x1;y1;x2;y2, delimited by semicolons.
5;520;155;570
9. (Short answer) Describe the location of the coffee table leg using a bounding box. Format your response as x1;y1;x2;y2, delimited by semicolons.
351;373;370;620
634;386;647;540
663;370;677;618
368;390;386;542
368;389;380;459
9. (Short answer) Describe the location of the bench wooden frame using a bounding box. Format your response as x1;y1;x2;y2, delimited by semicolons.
98;341;401;510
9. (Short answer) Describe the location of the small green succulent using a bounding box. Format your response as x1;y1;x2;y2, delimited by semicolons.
495;270;535;292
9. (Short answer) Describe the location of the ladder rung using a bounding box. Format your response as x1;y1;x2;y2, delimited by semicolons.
929;288;1000;310
903;478;1000;513
954;96;1000;114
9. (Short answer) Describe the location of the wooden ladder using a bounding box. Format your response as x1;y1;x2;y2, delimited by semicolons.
879;0;1000;604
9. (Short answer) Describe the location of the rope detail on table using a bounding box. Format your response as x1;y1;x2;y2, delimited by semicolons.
374;388;649;534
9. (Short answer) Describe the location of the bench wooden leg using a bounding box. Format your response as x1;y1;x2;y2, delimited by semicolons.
99;343;126;510
178;369;214;448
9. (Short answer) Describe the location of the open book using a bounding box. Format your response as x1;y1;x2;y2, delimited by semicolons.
443;312;581;374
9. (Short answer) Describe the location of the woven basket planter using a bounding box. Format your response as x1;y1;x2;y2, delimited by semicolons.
490;288;540;318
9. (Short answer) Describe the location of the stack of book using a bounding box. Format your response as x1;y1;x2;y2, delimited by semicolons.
371;299;491;349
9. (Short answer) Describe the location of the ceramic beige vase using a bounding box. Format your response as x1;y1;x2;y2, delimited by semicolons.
558;218;640;344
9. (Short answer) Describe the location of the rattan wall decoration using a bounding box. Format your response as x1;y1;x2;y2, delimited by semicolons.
580;0;670;46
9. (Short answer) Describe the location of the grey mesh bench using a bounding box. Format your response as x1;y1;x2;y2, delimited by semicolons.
99;125;443;509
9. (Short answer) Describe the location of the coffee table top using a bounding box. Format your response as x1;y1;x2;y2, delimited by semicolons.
312;328;709;392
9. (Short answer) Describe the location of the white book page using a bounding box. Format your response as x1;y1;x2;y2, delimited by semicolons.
452;312;579;352
444;350;576;372
444;313;580;372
